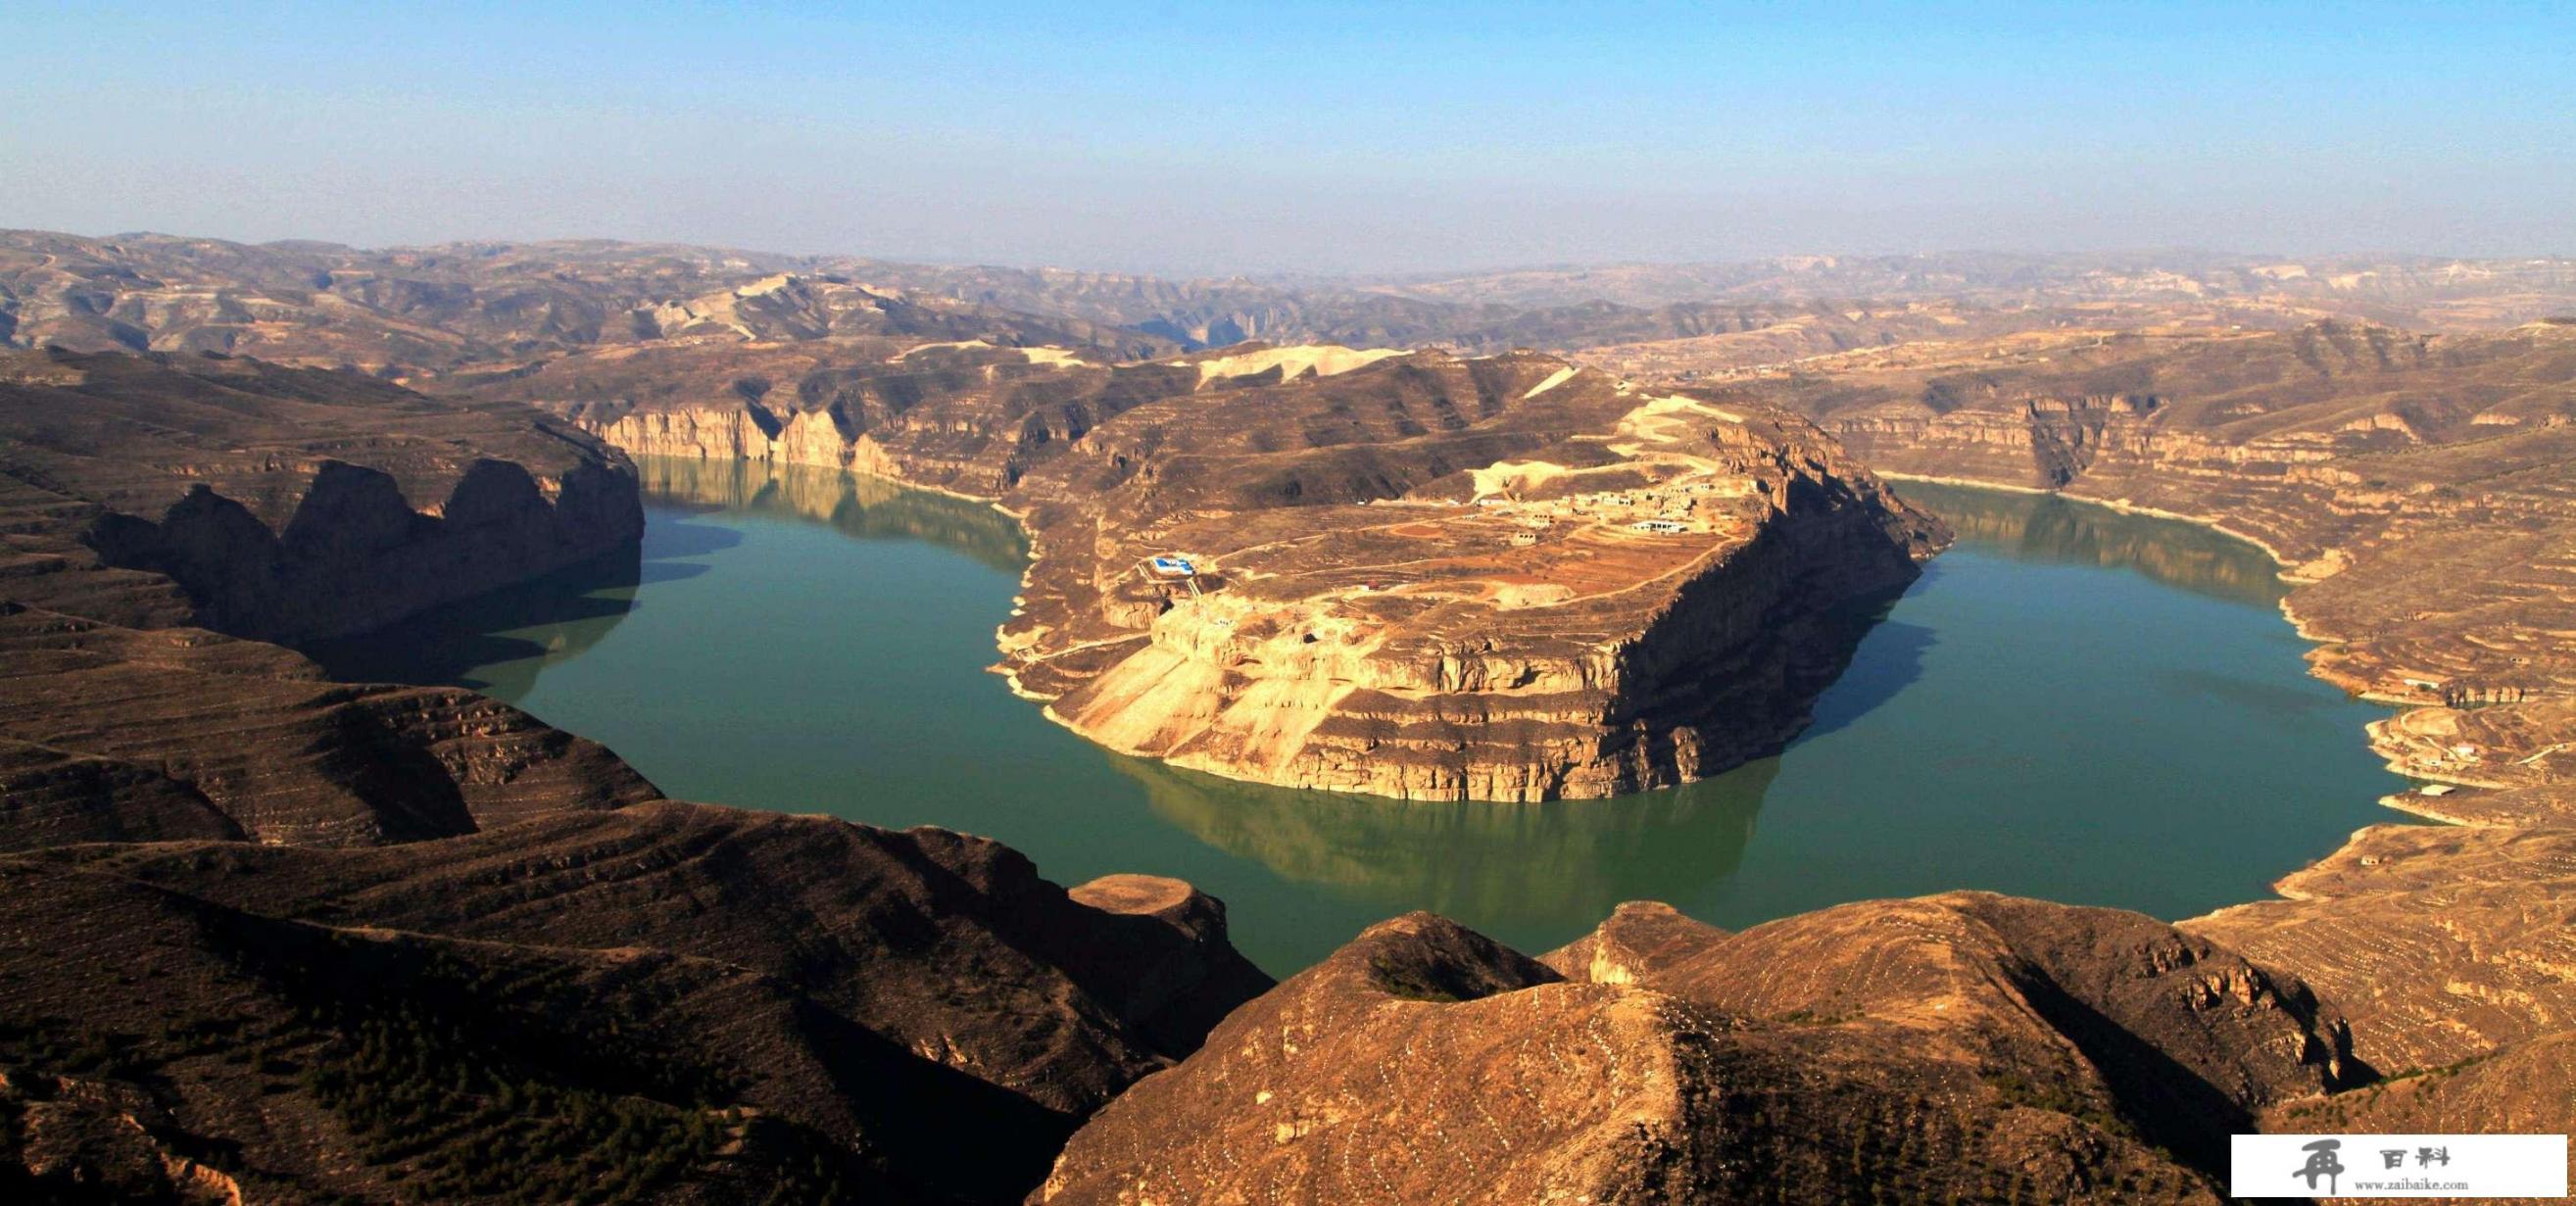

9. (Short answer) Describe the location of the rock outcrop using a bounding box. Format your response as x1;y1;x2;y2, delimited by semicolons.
0;344;1274;1204
531;340;1944;799
2186;824;2576;1074
0;602;657;848
1040;897;2356;1204
1;349;645;643
0;349;663;843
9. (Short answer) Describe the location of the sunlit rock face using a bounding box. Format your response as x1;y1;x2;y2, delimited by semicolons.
551;341;1945;799
1750;321;2576;719
1037;897;2356;1205
1009;374;1941;801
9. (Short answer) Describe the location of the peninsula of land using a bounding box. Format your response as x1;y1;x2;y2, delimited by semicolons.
537;338;1943;799
4;232;2573;1203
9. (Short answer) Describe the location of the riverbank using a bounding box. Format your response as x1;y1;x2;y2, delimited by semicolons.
363;460;2400;972
1882;469;2474;835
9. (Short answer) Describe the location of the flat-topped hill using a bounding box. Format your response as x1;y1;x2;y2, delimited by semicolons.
1001;350;1944;798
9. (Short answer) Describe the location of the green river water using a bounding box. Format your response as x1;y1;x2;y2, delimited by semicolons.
320;458;2406;975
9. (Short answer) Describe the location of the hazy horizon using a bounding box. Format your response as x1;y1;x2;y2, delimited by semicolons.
15;220;2576;282
7;2;2571;277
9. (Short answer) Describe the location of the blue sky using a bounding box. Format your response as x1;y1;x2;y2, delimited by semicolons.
4;1;2570;273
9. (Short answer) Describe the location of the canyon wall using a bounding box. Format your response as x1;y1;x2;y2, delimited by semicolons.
0;346;1275;1203
86;456;641;644
0;350;661;842
1746;322;2576;711
1021;449;1927;801
545;343;1943;800
4;349;645;644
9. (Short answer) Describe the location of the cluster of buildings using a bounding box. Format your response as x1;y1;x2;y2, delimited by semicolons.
1472;474;1736;541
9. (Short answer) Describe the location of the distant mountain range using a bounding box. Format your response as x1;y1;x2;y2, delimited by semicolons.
6;229;2573;379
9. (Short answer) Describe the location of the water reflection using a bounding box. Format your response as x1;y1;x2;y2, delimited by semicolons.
313;460;2401;972
1896;480;2286;607
1116;755;1773;935
638;456;1029;572
307;542;647;694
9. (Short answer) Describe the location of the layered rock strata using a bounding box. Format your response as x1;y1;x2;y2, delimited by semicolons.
1665;318;2576;1170
0;349;663;842
0;347;1274;1203
3;803;1271;1203
1737;321;2576;721
2;349;645;643
538;341;1943;799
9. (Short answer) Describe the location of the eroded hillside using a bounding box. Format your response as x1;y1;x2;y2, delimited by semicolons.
526;338;1945;798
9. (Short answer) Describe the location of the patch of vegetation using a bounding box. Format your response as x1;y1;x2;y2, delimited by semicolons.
241;933;841;1205
1366;956;1471;1003
1978;1069;2137;1140
1771;1007;1863;1027
297;1003;729;1204
0;1019;157;1081
2276;1050;2500;1127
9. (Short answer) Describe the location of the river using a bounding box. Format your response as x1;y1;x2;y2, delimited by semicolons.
316;458;2406;975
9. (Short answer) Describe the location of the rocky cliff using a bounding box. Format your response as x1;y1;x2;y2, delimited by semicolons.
0;347;1274;1203
531;341;1942;799
0;349;663;842
1039;896;2357;1204
1725;321;2576;812
3;349;645;643
1005;363;1938;799
1664;318;2576;1182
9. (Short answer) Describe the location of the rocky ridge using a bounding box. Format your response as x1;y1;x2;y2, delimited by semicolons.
1040;898;2359;1204
0;231;1176;373
2;804;1270;1203
20;233;2573;385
